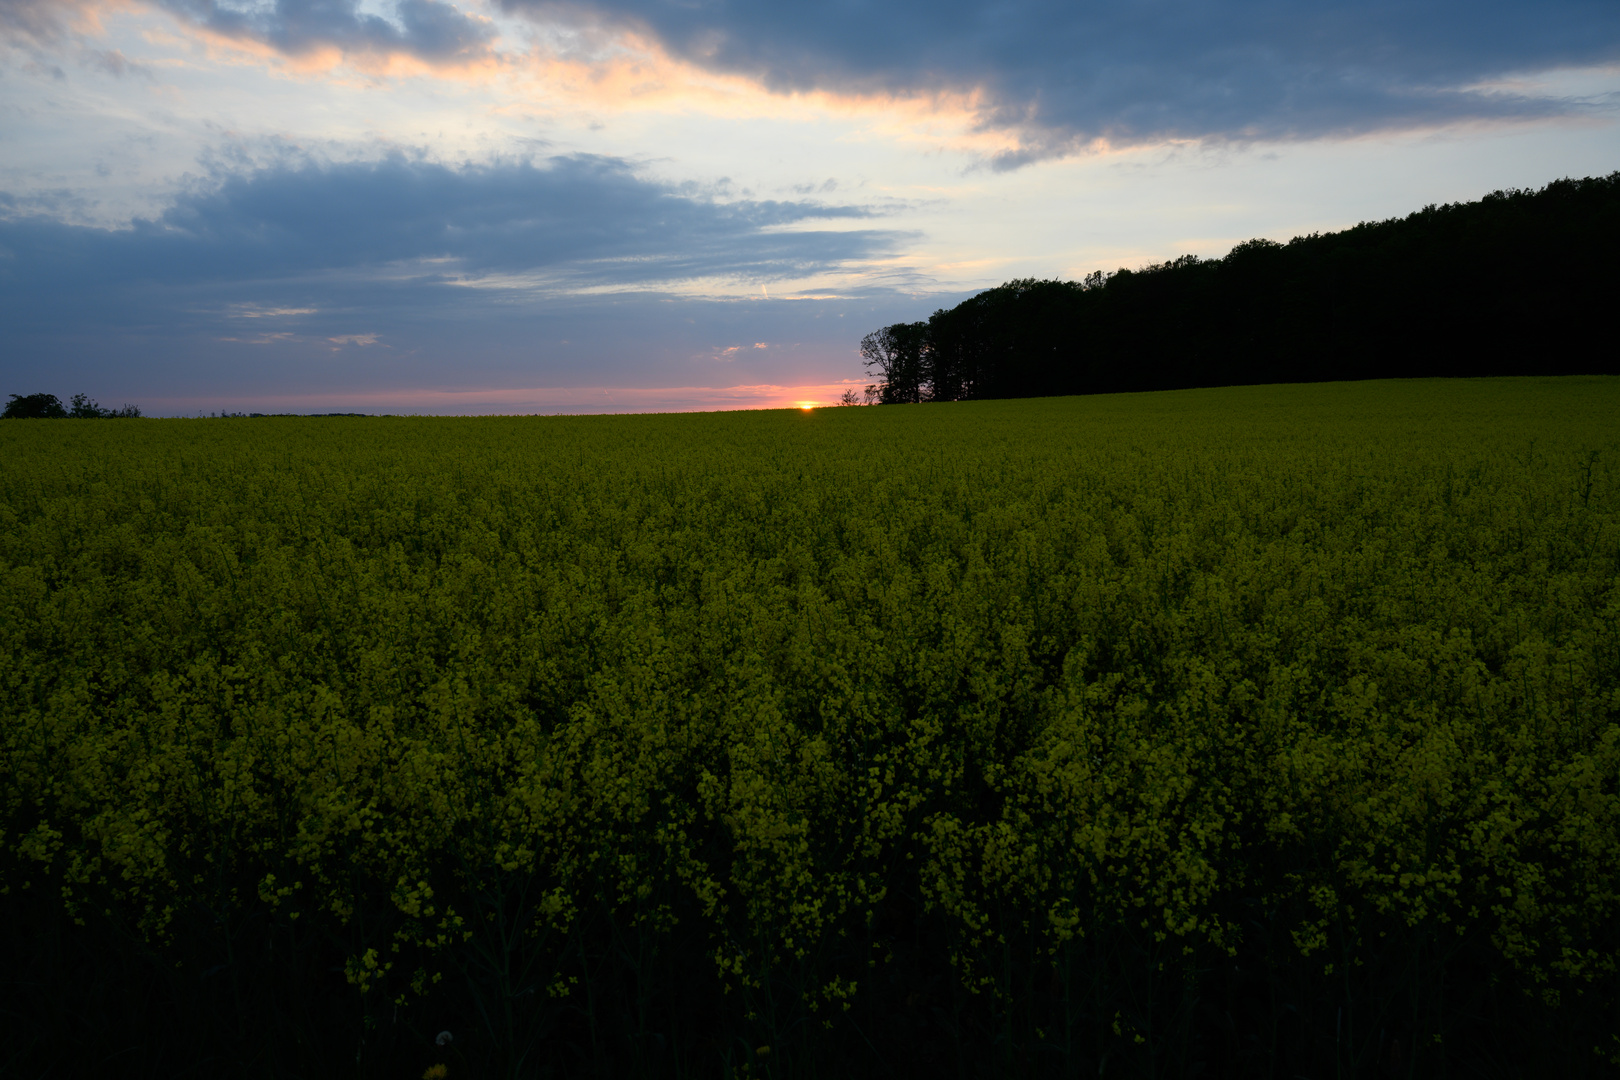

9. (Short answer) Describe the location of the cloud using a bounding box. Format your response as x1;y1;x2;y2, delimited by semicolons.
228;304;317;317
84;46;147;77
0;151;910;389
153;0;497;67
2;0;494;73
0;0;105;46
0;153;895;297
0;276;963;409
0;189;96;220
507;0;1620;161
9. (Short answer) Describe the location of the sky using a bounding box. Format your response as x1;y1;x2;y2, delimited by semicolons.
1;0;1617;415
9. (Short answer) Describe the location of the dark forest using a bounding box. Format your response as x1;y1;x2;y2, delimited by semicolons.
862;172;1620;402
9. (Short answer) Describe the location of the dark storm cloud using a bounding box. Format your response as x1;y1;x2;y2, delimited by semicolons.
0;153;901;331
158;0;495;65
510;0;1620;162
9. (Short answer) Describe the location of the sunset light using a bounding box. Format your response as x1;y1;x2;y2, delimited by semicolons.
1;0;1615;418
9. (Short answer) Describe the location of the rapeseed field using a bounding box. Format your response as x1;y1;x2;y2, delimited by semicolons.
2;377;1616;1078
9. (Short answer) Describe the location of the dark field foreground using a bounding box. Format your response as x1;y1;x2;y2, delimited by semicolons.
2;378;1618;1078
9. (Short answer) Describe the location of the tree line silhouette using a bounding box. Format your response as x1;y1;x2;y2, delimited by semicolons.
3;393;141;418
862;172;1620;402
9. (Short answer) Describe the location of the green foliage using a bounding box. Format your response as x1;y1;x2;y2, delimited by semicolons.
1;378;1617;1078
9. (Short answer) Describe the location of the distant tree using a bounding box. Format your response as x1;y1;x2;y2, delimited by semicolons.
67;393;142;419
3;393;142;418
838;388;862;406
69;394;107;418
3;393;67;418
860;321;929;403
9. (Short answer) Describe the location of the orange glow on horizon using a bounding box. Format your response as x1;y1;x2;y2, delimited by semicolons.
137;381;868;417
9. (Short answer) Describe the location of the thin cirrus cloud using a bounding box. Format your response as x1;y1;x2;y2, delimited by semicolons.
505;0;1620;165
0;0;108;46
